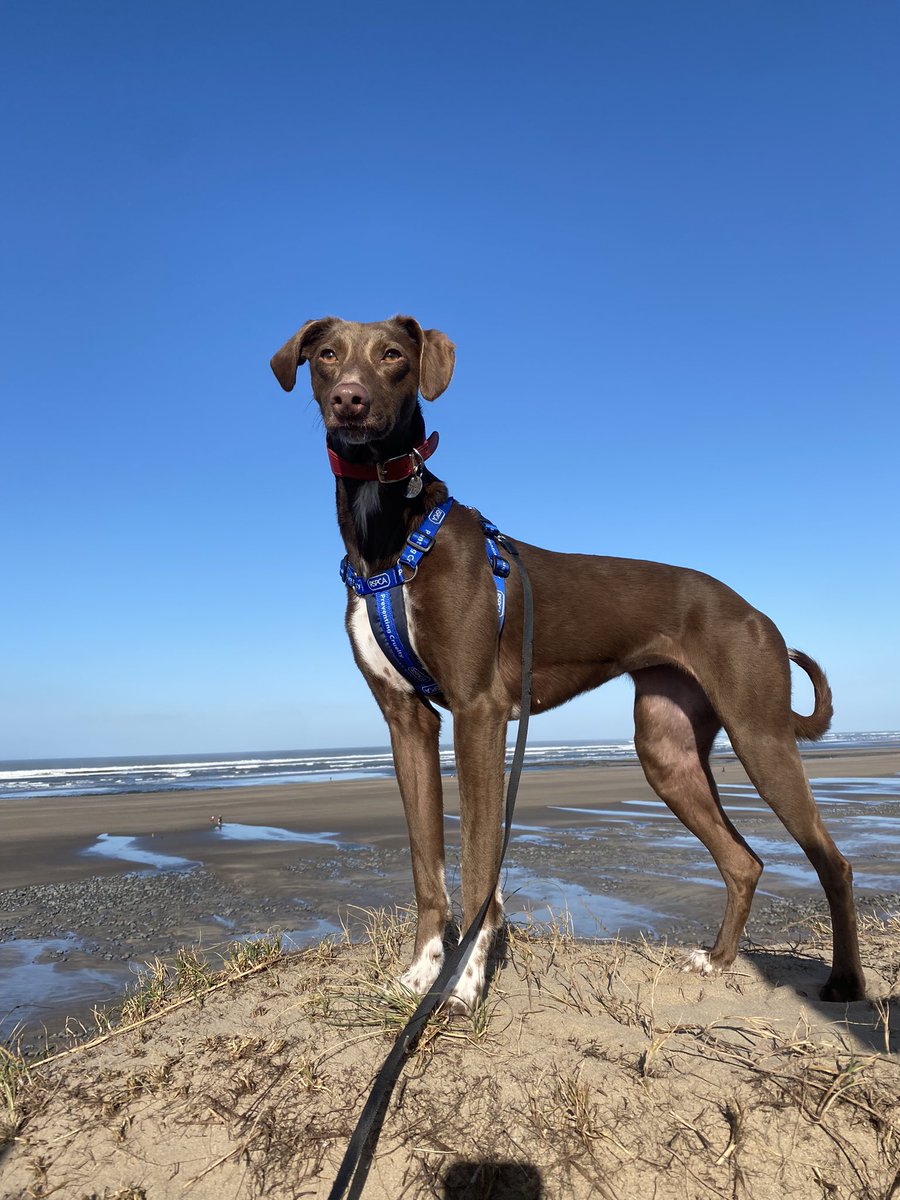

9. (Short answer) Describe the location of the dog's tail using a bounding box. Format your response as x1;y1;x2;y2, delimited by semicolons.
788;648;833;741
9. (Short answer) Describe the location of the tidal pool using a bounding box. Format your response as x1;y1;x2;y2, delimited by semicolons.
0;936;123;1041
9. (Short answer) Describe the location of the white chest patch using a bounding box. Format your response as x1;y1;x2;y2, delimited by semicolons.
348;594;416;694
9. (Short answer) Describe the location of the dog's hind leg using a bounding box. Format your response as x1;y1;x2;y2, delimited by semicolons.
382;695;452;995
633;666;763;975
724;727;866;1001
449;694;509;1015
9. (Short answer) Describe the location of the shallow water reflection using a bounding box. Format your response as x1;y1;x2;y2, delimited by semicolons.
81;834;200;871
212;822;343;845
81;824;348;872
0;936;122;1040
501;865;662;937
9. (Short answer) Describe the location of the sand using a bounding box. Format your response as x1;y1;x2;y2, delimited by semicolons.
1;909;898;1199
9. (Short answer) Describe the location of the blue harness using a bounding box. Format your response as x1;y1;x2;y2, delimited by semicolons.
339;498;510;703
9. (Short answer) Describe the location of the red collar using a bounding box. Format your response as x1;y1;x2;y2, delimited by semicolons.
327;431;439;483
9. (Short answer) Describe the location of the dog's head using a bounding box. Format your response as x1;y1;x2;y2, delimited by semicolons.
270;316;455;446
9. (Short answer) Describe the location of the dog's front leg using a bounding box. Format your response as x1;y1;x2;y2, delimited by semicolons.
381;694;451;995
449;694;508;1015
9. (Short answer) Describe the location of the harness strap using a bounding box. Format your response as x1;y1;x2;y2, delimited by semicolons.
340;501;509;699
364;588;442;700
480;517;509;633
341;499;454;596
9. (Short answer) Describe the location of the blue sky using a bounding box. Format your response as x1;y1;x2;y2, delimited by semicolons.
2;1;898;759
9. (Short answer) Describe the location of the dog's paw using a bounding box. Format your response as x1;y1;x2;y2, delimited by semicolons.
820;972;867;1004
446;974;482;1017
447;929;491;1017
400;936;444;996
682;948;717;977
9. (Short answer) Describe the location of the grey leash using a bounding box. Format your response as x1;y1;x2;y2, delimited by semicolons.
326;532;534;1200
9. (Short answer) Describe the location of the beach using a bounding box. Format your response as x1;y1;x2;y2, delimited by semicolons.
2;747;899;1047
1;747;899;1198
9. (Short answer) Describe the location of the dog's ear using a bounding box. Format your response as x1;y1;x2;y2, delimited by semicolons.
270;317;337;392
391;316;456;401
419;327;456;401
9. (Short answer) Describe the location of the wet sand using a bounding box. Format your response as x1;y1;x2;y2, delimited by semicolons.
2;748;898;1043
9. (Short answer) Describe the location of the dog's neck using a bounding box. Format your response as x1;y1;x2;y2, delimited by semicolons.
329;407;448;572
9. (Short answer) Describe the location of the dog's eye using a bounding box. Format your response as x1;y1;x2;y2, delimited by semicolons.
383;348;403;361
319;348;337;361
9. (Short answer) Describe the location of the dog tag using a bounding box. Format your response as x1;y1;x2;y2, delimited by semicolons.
405;473;423;498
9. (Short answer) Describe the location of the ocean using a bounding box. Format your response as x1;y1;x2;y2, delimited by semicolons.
2;730;898;802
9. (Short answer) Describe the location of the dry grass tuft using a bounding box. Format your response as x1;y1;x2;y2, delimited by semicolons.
115;933;283;1026
0;1043;32;1146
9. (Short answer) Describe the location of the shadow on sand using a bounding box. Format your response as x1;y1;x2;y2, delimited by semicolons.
443;1160;544;1199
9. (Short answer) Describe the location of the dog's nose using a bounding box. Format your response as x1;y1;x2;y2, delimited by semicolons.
330;382;371;420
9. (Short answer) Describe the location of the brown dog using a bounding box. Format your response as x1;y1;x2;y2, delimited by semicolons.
271;315;866;1013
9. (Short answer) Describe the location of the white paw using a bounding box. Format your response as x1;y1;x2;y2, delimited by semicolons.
447;929;492;1015
683;948;716;976
400;935;444;995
